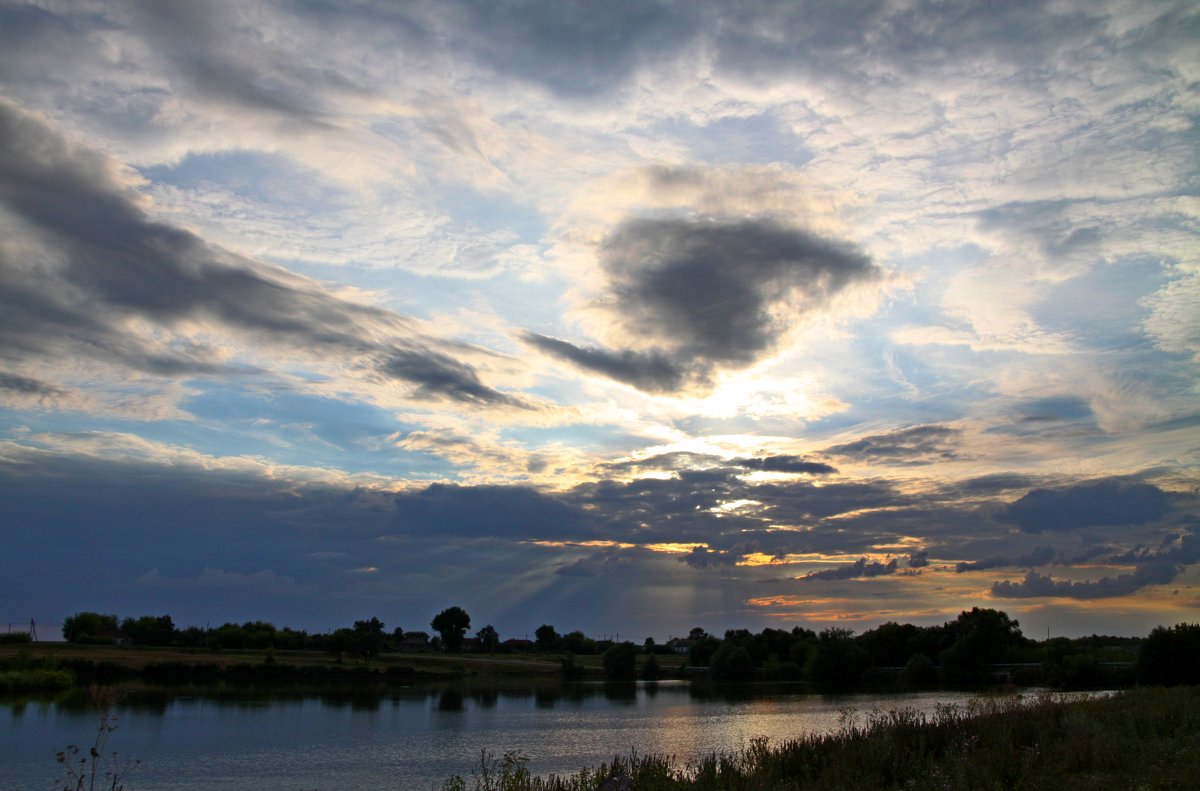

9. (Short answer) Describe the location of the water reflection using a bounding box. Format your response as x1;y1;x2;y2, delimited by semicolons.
4;682;1068;791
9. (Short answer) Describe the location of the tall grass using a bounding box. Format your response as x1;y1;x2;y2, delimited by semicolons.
440;686;1200;790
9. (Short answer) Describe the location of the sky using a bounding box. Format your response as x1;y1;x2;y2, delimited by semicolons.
1;0;1197;642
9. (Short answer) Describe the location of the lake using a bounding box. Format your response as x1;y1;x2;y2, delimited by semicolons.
4;682;999;790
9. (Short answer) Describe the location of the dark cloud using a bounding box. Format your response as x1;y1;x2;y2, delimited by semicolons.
0;101;521;408
999;479;1172;533
798;557;897;582
530;216;879;393
680;545;741;569
733;456;837;475
523;333;686;393
990;530;1198;599
380;350;528;408
825;425;960;465
0;372;62;396
452;0;700;98
956;546;1058;573
907;550;929;569
392;483;595;541
991;565;1176;600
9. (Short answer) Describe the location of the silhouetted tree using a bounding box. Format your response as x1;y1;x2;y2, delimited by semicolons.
642;653;661;681
327;627;355;663
62;612;119;644
939;607;1023;684
1138;623;1200;686
562;630;597;655
805;627;869;689
477;624;500;653
709;642;755;681
120;615;176;646
353;617;386;665
603;641;638;680
431;606;471;651
535;624;560;652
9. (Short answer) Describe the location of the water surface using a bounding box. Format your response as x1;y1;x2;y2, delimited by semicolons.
4;683;997;790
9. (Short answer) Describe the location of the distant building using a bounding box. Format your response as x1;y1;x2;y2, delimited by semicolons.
397;631;430;652
666;638;695;655
503;638;534;652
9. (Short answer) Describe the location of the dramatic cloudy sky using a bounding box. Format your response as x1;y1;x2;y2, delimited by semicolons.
2;0;1197;640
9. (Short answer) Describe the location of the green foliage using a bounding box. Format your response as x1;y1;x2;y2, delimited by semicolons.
353;617;386;665
0;632;32;644
642;653;661;681
938;607;1024;684
708;642;755;681
432;607;472;652
477;624;500;653
1138;622;1200;685
119;614;175;646
61;612;119;644
805;628;869;689
602;641;638;680
561;630;597;655
535;624;560;652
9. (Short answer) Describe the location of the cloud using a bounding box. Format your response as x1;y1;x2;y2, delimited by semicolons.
907;550;929;569
391;483;595;541
956;546;1058;573
733;455;837;475
0;372;62;396
990;529;1199;599
825;425;961;465
531;216;880;393
0;100;524;411
680;546;741;569
991;565;1176;600
798;557;898;582
999;479;1172;533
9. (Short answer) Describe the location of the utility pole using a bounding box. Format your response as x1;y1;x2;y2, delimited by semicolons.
29;618;38;642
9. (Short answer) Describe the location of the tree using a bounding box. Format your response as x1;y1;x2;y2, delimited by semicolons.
805;628;869;689
603;642;638;680
535;624;560;652
62;612;119;644
939;607;1024;683
709;642;755;681
431;606;471;651
1138;623;1200;686
353;617;386;665
642;654;661;681
327;628;356;664
120;614;176;646
477;624;500;654
562;630;597;655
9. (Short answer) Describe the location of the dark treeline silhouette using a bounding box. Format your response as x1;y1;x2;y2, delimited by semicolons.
54;608;1200;690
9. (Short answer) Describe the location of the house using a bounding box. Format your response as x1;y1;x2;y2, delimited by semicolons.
666;638;695;655
503;638;534;652
397;631;430;652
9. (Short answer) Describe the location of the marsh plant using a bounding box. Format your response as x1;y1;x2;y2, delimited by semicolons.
56;710;139;791
438;687;1200;790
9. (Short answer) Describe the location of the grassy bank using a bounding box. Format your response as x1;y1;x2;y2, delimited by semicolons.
0;643;564;692
443;686;1200;791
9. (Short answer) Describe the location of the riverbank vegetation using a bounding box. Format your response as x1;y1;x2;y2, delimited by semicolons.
441;686;1200;791
5;609;1194;693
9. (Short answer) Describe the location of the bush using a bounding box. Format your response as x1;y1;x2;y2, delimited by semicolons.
1138;623;1200;685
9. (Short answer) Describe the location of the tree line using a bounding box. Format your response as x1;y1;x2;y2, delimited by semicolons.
57;607;1199;689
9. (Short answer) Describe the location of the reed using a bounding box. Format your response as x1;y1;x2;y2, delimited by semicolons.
440;686;1200;790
